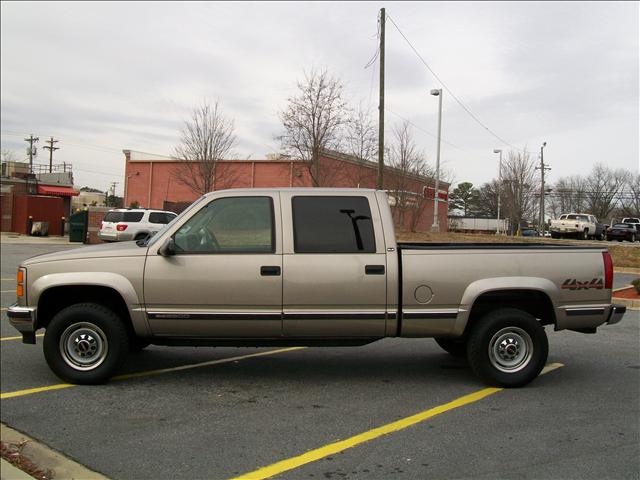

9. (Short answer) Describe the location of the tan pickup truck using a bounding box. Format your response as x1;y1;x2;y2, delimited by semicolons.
8;189;626;387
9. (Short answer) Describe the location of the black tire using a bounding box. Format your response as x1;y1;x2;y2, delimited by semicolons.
467;308;548;388
581;229;589;240
434;338;467;357
134;233;149;241
43;303;130;384
550;232;560;239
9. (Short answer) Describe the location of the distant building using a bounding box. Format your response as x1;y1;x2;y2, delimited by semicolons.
123;149;449;232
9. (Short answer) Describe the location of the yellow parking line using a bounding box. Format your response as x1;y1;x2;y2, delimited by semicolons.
1;333;44;342
0;347;305;400
0;278;14;281
1;290;15;293
231;363;564;480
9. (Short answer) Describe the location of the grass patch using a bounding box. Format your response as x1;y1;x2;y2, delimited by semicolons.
396;231;639;269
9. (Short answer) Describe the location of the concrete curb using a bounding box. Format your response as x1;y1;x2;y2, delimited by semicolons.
614;267;640;274
0;233;75;245
1;423;108;480
0;459;33;480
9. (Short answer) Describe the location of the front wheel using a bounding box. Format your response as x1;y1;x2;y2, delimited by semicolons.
434;338;467;357
43;303;130;384
467;308;548;388
581;229;589;240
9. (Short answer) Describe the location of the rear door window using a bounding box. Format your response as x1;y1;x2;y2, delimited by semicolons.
292;196;376;253
149;212;174;224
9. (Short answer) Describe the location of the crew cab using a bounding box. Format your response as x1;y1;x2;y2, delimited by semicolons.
550;213;598;239
8;189;626;388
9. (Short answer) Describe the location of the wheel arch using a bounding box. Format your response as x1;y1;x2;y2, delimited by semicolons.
32;273;149;337
455;278;558;337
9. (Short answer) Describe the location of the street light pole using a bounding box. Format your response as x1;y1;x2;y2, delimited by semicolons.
430;88;443;232
493;149;502;234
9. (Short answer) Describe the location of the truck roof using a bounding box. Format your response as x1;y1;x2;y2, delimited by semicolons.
202;187;381;197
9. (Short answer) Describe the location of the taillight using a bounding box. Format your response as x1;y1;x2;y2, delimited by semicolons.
16;268;25;298
602;251;613;289
116;224;128;231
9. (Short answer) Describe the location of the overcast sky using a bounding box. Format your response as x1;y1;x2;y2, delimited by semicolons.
1;1;638;195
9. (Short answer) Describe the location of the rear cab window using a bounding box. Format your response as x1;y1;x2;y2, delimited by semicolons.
291;196;376;253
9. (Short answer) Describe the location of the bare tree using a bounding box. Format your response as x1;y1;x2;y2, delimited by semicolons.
344;102;377;187
584;163;626;220
548;175;588;218
278;68;349;186
1;149;18;163
500;150;538;233
387;121;431;228
620;172;640;217
475;179;500;218
172;100;237;195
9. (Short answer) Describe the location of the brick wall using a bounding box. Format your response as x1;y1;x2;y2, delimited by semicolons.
11;195;65;235
86;207;111;244
0;192;13;232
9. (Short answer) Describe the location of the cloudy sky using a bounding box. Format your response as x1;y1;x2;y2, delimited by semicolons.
1;1;638;195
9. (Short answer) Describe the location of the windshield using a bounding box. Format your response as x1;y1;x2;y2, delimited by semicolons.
144;195;209;247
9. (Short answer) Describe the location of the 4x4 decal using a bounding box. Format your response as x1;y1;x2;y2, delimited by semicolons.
561;278;604;290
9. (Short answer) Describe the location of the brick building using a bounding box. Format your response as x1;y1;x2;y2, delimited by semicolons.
123;150;449;232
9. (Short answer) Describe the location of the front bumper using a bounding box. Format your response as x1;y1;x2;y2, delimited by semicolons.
7;304;37;344
607;304;627;325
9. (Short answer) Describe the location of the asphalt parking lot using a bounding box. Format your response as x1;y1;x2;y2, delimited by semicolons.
1;242;639;480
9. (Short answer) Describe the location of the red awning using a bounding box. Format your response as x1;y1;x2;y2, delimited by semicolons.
37;185;80;197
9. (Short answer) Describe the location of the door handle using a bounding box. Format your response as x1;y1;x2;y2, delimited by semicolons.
260;266;281;276
365;265;385;275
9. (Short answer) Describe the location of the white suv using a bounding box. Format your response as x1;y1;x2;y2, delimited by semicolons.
99;209;177;242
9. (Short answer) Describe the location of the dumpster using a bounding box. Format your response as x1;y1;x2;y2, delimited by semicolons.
69;210;88;243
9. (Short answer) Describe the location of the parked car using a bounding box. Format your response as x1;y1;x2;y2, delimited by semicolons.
621;217;640;225
8;189;626;389
606;223;637;242
98;209;177;242
521;228;538;237
549;213;598;239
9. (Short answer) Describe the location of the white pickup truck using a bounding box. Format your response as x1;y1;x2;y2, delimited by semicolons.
8;189;626;388
549;213;598;239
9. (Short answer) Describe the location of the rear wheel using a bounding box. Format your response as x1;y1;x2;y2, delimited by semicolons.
434;338;467;357
467;308;548;388
44;303;130;384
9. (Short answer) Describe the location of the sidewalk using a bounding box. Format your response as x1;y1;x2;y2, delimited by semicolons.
1;424;108;480
0;233;75;245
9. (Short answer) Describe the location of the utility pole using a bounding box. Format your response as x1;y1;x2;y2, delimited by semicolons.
24;135;39;173
376;7;385;190
430;89;443;232
43;137;60;173
537;142;550;236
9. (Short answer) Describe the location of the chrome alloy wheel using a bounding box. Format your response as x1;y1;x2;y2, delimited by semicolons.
59;322;109;371
488;327;534;373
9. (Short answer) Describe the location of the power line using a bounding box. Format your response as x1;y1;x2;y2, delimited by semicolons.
386;14;526;153
385;107;465;150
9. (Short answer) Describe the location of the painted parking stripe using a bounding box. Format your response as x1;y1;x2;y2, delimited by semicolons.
1;333;44;342
0;347;305;400
1;290;15;293
231;363;564;480
0;278;14;281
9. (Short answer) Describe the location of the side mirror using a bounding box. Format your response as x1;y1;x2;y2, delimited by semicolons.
158;237;176;257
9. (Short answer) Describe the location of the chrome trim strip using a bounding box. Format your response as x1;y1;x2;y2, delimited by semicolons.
402;310;458;320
